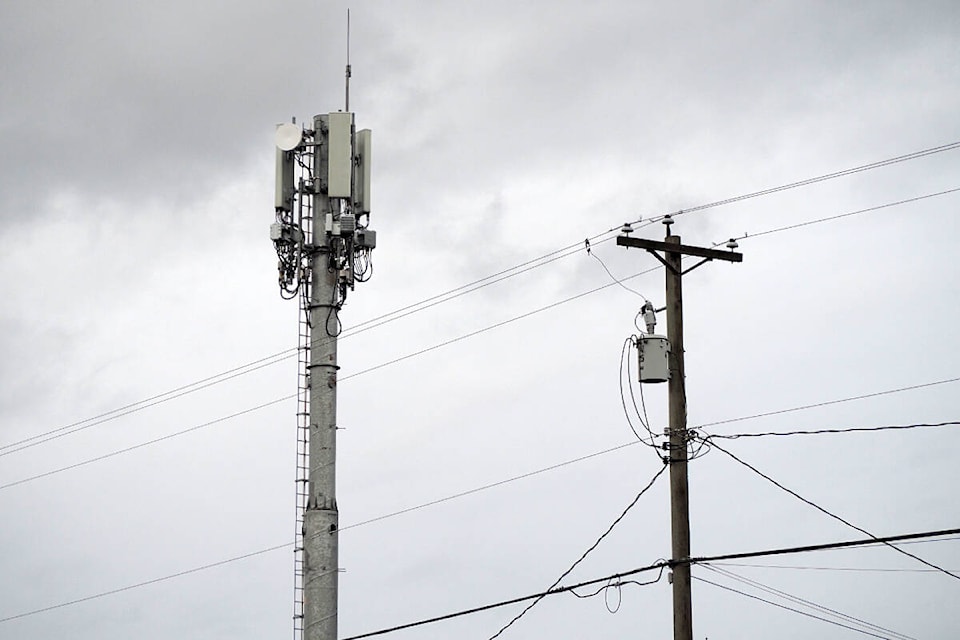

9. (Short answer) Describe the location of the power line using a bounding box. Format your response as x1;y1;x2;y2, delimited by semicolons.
3;520;957;628
6;179;955;461
619;337;658;446
691;574;896;640
707;440;960;582
588;243;651;302
340;560;669;640
688;529;960;564
9;140;958;453
343;528;960;640
337;264;660;382
716;187;960;246
694;377;960;430
10;173;959;462
2;188;957;494
0;542;290;624
487;462;667;639
706;420;960;441
339;441;639;532
0;395;297;491
0;240;611;456
687;528;960;564
661;140;960;223
0;263;660;460
699;563;915;640
0;352;297;455
713;559;960;573
5;372;959;495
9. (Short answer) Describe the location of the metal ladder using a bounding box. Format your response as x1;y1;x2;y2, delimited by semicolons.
293;161;314;640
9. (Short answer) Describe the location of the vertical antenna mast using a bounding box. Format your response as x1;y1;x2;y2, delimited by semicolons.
345;9;351;112
272;23;375;639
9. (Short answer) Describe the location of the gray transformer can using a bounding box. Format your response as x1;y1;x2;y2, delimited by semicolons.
638;335;670;383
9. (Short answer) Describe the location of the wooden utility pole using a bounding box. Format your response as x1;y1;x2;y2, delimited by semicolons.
617;219;742;640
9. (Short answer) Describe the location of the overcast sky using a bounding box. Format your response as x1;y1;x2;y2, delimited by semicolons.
2;1;960;639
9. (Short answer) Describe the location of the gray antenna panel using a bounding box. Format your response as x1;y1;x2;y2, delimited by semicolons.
353;129;372;213
327;112;354;198
275;123;299;211
275;147;294;212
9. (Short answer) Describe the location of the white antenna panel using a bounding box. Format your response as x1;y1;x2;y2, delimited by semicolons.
353;129;372;213
275;148;294;211
275;122;303;151
327;112;354;198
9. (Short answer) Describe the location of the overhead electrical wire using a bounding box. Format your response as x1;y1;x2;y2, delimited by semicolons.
712;187;960;248
0;395;297;491
340;559;669;640
331;265;661;383
691;574;896;640
0;351;297;455
343;528;960;640
619;337;658;447
3;366;959;494
655;140;960;225
4;525;957;627
0;542;291;625
9;182;960;462
715;558;960;573
337;441;638;532
8;381;957;624
705;420;960;441
699;563;916;640
686;528;960;564
0;242;608;455
587;242;651;302
706;439;960;582
487;462;667;639
7;139;958;454
695;376;960;431
0;263;659;460
568;565;667;602
3;185;959;625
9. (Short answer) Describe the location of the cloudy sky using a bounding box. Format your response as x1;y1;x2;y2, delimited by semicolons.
2;1;959;639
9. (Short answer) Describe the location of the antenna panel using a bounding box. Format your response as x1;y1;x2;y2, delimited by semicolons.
275;148;294;211
327;112;354;198
353;129;372;213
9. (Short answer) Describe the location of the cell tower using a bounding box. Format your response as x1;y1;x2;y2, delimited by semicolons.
271;110;374;640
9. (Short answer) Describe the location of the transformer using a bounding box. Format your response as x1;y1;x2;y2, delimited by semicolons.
638;335;670;383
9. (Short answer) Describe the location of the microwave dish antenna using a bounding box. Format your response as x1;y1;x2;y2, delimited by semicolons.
275;123;303;151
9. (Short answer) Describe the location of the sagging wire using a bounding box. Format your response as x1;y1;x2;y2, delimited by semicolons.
274;204;303;300
487;463;668;639
633;340;653;432
569;563;667;614
585;238;651;302
354;248;373;282
619;337;659;452
325;292;343;337
687;435;712;461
